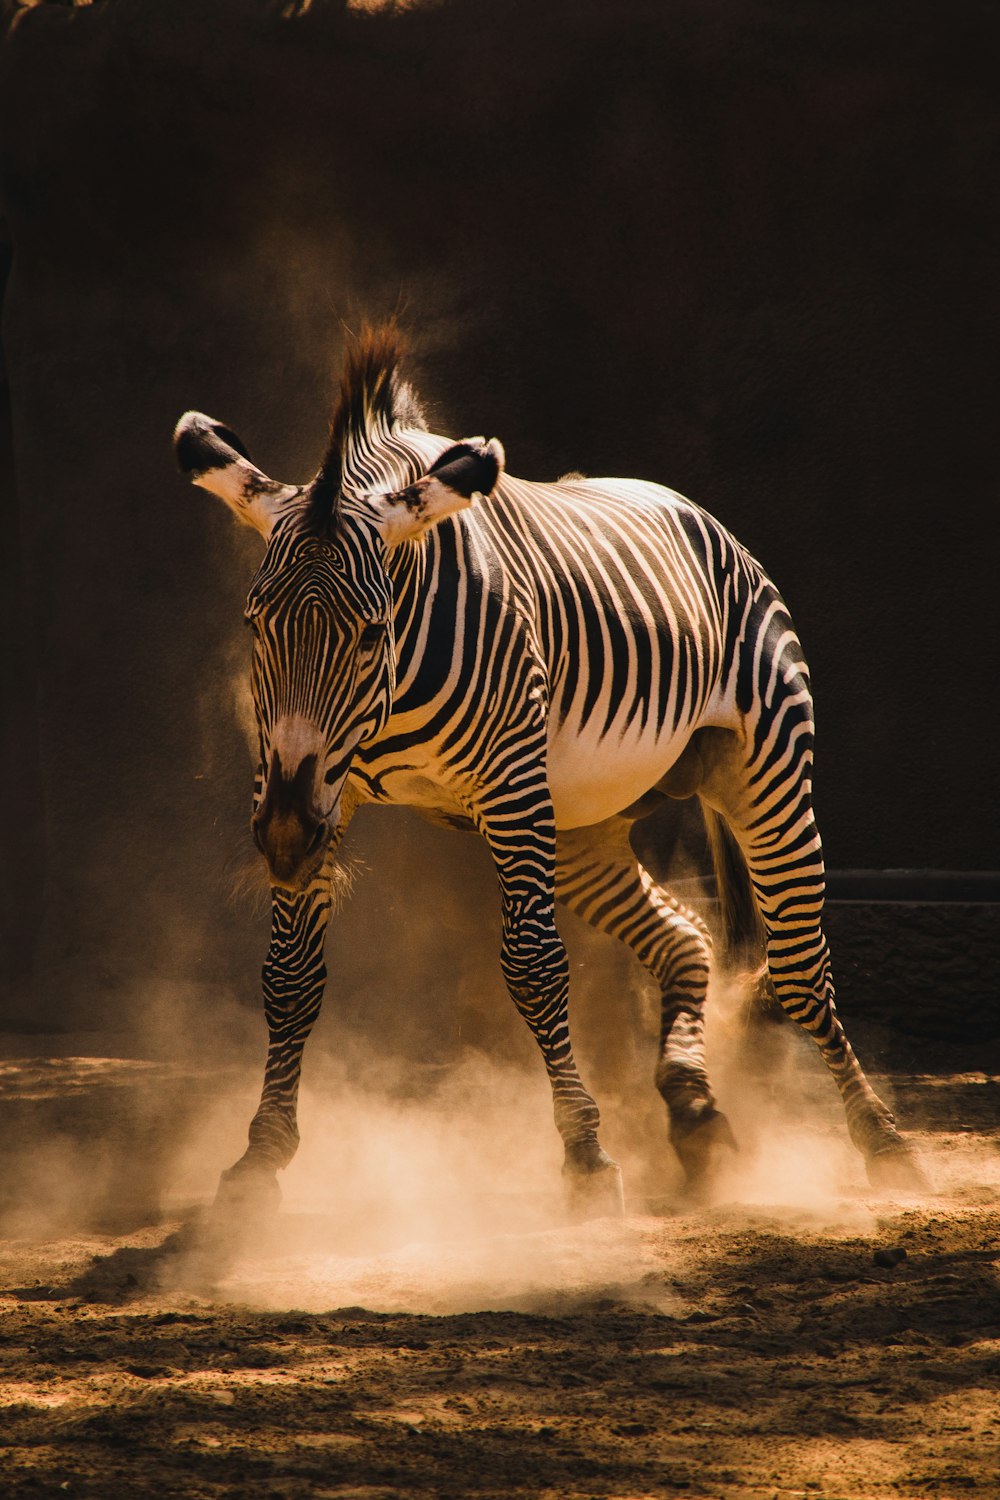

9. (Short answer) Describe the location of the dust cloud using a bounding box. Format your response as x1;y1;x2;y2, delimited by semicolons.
138;956;905;1316
1;769;920;1315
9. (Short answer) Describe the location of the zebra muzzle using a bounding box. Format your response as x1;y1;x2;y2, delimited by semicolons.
252;750;330;886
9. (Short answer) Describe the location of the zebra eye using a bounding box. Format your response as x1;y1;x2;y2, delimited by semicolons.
359;621;385;648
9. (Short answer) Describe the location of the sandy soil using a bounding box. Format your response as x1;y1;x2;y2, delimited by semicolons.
1;1064;998;1500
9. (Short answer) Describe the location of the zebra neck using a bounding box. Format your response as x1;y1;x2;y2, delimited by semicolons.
386;528;438;656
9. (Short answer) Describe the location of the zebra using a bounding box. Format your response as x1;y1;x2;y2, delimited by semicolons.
174;325;926;1215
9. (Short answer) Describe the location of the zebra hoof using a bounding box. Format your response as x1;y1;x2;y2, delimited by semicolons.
213;1163;282;1221
670;1106;739;1196
865;1139;931;1195
177;1166;281;1282
563;1160;626;1222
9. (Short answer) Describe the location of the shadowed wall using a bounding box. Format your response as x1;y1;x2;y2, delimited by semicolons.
0;0;995;1052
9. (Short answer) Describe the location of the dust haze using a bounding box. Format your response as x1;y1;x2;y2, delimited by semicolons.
2;876;955;1319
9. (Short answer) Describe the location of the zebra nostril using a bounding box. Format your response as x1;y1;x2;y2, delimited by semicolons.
306;820;327;855
251;815;265;853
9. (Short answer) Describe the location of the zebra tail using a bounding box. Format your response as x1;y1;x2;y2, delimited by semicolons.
702;807;780;1015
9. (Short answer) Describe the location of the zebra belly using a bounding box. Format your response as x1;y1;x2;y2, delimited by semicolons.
545;714;700;829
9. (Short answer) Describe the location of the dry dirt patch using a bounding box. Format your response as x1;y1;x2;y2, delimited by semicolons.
1;1070;998;1499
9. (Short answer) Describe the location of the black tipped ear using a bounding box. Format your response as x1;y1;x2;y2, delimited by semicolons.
174;414;251;476
427;437;504;500
368;437;505;545
173;410;300;540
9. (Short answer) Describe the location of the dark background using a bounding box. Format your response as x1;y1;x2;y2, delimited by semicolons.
1;0;996;1067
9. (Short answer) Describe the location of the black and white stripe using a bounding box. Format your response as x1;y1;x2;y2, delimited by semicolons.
175;326;925;1210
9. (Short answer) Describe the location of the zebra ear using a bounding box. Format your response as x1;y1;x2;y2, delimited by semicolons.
173;411;298;541
370;437;505;545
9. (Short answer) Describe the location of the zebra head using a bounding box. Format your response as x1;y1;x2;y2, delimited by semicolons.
174;343;503;889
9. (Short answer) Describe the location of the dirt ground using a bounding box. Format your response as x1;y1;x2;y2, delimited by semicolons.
1;1060;998;1500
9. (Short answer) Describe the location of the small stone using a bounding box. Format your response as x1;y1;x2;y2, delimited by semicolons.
873;1246;908;1268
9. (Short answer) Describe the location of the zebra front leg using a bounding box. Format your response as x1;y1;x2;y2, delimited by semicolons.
482;801;624;1217
215;867;333;1218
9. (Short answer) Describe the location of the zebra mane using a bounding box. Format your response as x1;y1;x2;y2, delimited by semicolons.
314;324;426;528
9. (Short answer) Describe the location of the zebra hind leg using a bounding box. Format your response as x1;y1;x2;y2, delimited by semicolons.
556;819;737;1198
701;736;929;1194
